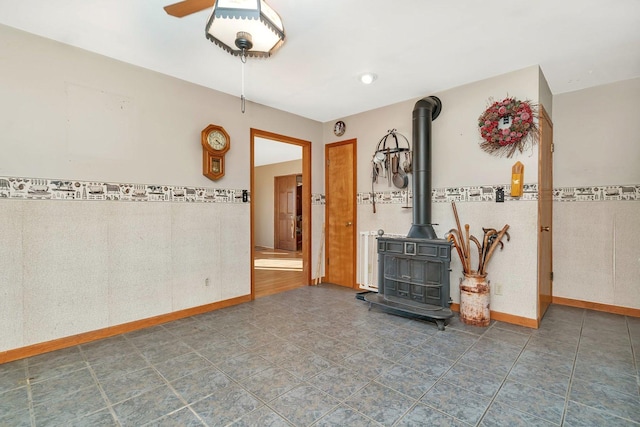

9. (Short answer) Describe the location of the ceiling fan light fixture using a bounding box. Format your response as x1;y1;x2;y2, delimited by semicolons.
360;72;378;85
205;0;285;58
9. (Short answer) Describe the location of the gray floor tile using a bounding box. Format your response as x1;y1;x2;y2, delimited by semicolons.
421;380;492;426
152;351;213;382
482;327;531;348
516;348;575;377
175;328;228;350
190;382;262;426
507;361;571;397
112;384;185;427
569;377;640;422
563;400;640;427
314;404;381;427
143;407;204;426
282;351;333;380
0;359;26;375
456;348;515;377
81;335;137;364
239;366;302;402
69;408;119;427
375;364;438;399
27;358;88;383
99;366;165;404
366;336;414;361
444;362;504;398
260;384;338;426
33;384;108;426
230;405;294;427
140;341;193;365
0;408;32;427
197;338;251;364
90;351;150;383
4;287;639;427
494;380;566;425
235;329;281;350
480;401;557;426
126;327;175;350
307;365;369;400
572;360;639;397
384;326;434;347
396;402;471;426
253;340;307;364
525;336;579;359
399;347;455;378
170;366;232;404
0;386;29;415
31;366;96;404
217;352;273;381
492;321;535;336
27;346;84;368
313;339;361;363
345;381;415;426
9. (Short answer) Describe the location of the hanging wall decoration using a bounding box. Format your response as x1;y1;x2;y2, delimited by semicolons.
478;97;538;158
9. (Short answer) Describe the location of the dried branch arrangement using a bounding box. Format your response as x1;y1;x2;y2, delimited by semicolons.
445;202;510;276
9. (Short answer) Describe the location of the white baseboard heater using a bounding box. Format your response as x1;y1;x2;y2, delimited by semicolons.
358;230;405;292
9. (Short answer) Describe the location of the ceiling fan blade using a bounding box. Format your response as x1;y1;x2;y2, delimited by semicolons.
164;0;215;17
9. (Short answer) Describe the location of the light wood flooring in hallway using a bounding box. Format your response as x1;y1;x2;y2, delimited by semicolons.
254;247;306;298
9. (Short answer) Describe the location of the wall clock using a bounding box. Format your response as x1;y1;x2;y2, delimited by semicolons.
201;124;230;180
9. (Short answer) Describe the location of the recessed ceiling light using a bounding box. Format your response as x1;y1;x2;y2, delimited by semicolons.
359;73;378;85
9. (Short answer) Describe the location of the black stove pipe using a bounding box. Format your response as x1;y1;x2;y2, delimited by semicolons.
407;96;442;240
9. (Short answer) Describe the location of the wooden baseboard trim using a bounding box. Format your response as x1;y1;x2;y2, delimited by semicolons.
0;294;251;365
552;296;640;318
449;303;538;329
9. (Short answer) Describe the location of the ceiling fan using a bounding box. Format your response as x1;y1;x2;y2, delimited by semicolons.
164;0;215;18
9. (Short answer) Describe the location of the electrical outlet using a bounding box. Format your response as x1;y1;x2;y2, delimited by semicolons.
494;283;503;295
205;277;210;287
495;188;504;203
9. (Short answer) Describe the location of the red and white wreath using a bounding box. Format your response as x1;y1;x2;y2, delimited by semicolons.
478;97;538;158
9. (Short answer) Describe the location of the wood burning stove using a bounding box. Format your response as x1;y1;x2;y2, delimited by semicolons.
363;96;454;330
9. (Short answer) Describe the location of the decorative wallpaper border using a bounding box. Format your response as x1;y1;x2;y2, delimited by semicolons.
1;176;637;205
0;176;249;204
354;183;639;205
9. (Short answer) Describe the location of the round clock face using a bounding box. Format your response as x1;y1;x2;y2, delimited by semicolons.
334;120;346;136
207;130;227;150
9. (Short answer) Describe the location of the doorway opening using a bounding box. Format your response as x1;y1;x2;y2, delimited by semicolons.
251;129;311;299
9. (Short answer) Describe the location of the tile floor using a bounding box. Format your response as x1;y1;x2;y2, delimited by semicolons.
1;284;639;426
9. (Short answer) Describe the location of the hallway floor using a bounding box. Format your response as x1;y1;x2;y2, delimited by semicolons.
1;284;639;426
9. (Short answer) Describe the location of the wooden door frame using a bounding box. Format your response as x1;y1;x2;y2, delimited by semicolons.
250;129;311;299
324;139;358;288
537;105;553;323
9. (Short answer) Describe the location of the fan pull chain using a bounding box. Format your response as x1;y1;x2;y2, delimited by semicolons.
240;49;246;114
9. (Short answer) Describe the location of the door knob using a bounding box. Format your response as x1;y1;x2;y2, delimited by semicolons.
346;221;353;227
540;226;550;232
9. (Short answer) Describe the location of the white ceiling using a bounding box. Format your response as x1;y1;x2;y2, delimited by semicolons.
1;0;639;122
254;137;301;167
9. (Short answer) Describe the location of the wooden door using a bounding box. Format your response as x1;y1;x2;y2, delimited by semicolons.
538;106;554;322
325;139;357;287
275;174;298;251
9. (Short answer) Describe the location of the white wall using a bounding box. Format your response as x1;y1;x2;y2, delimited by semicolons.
0;24;322;353
552;78;640;309
254;160;302;248
553;78;640;187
